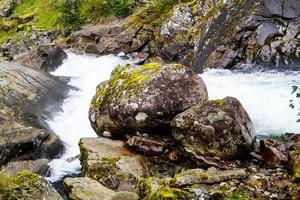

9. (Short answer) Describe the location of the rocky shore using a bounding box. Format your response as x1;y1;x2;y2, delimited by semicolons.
0;0;299;199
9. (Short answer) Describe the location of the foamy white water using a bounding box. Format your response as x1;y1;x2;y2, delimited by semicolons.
201;69;300;136
46;52;127;182
46;52;300;182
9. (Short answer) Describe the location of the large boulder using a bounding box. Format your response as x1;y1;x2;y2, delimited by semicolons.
79;137;149;191
0;171;63;200
171;97;255;167
63;177;139;200
89;62;208;138
14;45;67;72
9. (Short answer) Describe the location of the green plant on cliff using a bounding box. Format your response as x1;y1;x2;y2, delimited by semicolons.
289;85;300;122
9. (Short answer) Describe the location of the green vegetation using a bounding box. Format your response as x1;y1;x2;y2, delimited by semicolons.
289;85;300;122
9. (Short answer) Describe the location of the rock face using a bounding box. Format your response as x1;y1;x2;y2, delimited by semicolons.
63;177;139;200
0;62;69;127
171;97;255;167
14;45;67;72
79;137;149;191
89;62;208;138
0;62;68;166
0;171;63;200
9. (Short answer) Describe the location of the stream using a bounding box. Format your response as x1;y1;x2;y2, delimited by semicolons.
46;52;300;183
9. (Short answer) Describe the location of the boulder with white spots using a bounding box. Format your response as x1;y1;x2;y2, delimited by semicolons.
89;62;208;138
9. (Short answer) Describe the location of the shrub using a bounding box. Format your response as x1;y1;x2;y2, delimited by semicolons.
59;0;81;28
111;0;131;17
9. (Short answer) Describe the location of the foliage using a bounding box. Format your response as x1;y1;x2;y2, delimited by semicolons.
59;0;81;28
111;0;131;17
289;85;300;123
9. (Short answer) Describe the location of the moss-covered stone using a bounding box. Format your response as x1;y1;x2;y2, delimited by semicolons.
0;171;62;200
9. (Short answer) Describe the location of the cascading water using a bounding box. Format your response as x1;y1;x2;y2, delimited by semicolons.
46;52;300;182
200;69;300;136
46;52;128;182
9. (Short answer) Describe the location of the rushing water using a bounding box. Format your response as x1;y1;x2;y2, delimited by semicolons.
46;53;300;182
200;69;300;136
46;52;128;182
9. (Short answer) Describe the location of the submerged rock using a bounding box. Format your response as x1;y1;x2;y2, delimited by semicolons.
0;171;63;200
79;137;149;191
171;97;255;167
63;177;139;200
89;62;208;138
15;45;67;72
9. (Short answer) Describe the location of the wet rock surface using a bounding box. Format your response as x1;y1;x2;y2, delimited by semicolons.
15;45;67;72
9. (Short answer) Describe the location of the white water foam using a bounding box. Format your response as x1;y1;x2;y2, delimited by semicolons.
46;52;127;182
46;52;300;181
201;69;300;136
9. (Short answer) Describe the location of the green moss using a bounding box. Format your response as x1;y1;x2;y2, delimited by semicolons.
224;191;247;200
294;166;300;181
91;63;162;108
0;171;44;199
213;99;225;106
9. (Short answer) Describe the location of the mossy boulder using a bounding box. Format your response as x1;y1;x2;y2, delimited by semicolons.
0;171;63;200
89;62;208;138
171;96;255;167
79;137;149;191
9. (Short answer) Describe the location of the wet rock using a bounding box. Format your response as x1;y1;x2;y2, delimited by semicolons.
0;0;13;17
0;171;63;200
205;46;237;69
260;139;287;168
288;142;300;181
0;159;49;176
14;45;67;72
0;62;69;128
257;22;278;46
79;137;149;191
173;168;247;186
171;97;255;167
0;127;64;166
89;62;208;138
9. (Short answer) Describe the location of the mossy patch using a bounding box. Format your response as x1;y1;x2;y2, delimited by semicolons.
91;62;162;108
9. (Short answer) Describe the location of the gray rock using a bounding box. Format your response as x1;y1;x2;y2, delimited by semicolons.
79;137;149;191
89;62;208;138
0;0;13;17
0;159;50;176
257;22;278;46
14;45;67;72
171;97;255;167
172;168;247;186
283;0;300;19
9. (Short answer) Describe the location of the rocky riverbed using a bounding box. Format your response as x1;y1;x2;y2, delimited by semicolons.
0;0;300;199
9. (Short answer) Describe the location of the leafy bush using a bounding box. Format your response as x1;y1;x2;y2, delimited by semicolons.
59;0;81;28
111;0;131;17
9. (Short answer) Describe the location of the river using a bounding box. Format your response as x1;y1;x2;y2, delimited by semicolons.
46;52;300;182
